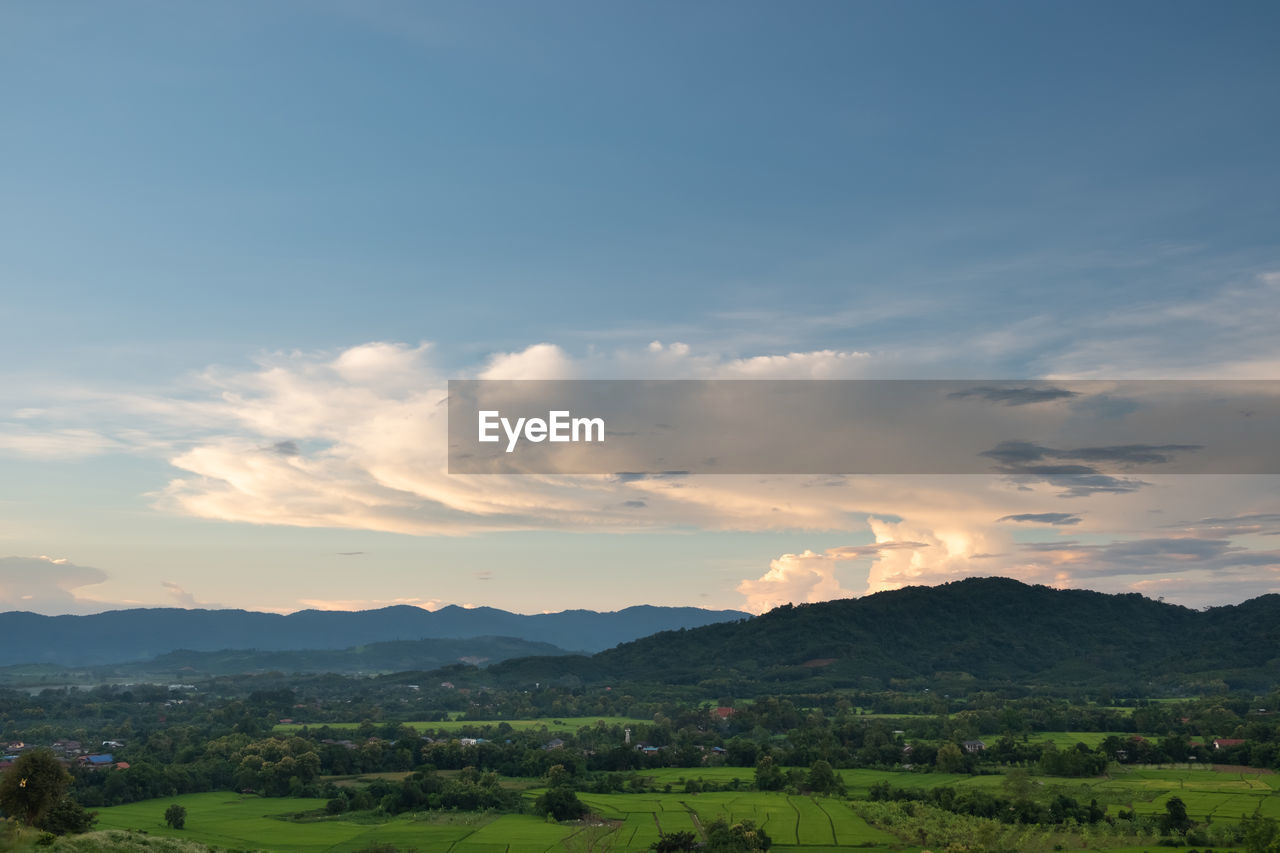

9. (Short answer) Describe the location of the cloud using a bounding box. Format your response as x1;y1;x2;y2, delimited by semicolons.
997;512;1082;526
480;343;575;380
0;428;122;459
948;386;1079;406
1011;536;1280;580
977;440;1206;497
0;556;109;614
296;597;447;612
6;337;1280;610
161;581;221;609
737;541;925;614
1163;513;1280;537
981;440;1203;467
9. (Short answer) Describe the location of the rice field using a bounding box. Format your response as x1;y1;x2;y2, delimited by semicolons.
89;764;1279;852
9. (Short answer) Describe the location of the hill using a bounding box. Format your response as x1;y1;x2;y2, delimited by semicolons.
486;578;1280;694
0;604;747;666
0;636;570;686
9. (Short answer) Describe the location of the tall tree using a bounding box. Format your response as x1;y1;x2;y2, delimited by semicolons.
0;750;72;826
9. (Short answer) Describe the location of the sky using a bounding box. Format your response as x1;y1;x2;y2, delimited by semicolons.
2;0;1279;616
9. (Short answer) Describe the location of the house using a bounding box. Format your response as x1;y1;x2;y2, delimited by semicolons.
710;707;735;720
1213;738;1246;749
115;761;131;770
79;753;115;768
962;740;986;753
544;738;566;751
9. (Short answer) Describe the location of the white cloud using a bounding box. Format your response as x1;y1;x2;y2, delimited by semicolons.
5;338;1280;609
736;541;924;614
0;556;109;614
480;343;575;380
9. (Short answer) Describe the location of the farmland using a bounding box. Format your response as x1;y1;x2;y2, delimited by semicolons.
85;764;1280;852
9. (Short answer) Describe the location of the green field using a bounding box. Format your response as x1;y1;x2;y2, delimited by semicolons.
93;790;902;852
89;765;1279;853
274;717;650;735
93;793;576;853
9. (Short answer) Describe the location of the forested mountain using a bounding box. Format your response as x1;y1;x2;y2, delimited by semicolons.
0;636;570;685
0;604;747;666
487;578;1280;694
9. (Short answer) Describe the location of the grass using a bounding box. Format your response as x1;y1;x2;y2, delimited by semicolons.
274;716;650;735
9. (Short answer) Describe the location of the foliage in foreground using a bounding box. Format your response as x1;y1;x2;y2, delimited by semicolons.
0;828;217;853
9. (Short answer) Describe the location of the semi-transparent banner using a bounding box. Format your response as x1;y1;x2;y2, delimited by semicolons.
447;380;1280;475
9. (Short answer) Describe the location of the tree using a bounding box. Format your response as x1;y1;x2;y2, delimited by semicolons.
534;786;587;821
1242;815;1280;853
35;796;97;835
753;754;784;791
165;803;187;829
650;831;699;852
805;760;841;795
0;749;71;826
935;742;966;773
704;817;771;852
545;764;572;789
1161;796;1191;837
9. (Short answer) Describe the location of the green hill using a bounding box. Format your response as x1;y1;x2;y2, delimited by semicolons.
487;577;1280;694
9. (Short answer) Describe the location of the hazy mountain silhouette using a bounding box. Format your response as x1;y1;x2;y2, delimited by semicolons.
0;604;747;666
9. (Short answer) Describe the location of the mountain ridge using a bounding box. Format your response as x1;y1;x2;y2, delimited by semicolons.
484;577;1280;693
0;603;748;666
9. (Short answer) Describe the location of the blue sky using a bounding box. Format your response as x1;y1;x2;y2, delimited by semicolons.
2;1;1278;615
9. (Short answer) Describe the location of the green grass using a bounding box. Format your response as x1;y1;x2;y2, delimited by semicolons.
274;716;650;735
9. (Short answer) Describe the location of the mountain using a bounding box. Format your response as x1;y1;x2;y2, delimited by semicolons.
0;604;747;667
486;578;1280;693
0;636;570;685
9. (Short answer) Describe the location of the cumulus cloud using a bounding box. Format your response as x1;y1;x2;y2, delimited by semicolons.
737;543;922;614
480;343;576;380
5;338;1280;609
0;556;109;614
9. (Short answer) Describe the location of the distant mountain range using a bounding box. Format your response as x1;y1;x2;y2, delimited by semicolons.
0;604;748;667
486;578;1280;694
0;636;573;684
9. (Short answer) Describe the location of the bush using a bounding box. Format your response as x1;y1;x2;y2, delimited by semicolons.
36;797;97;835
